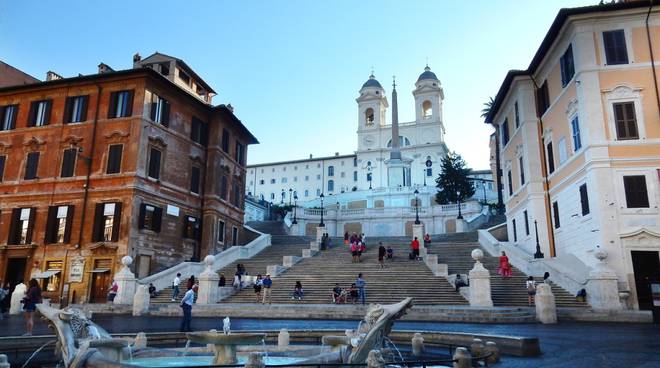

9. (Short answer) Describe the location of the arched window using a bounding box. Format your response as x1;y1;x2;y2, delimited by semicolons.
304;190;309;197
328;166;334;176
260;194;264;200
270;193;275;200
365;108;375;125
422;100;432;119
386;136;411;147
328;180;334;192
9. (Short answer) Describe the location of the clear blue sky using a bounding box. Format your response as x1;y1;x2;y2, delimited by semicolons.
1;0;594;169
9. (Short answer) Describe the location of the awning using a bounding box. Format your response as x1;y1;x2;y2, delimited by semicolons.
87;269;110;273
33;270;61;279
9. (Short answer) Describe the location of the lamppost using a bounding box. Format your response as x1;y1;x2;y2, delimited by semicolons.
533;220;545;258
280;189;285;204
456;190;463;219
319;193;325;227
367;166;373;189
482;180;487;203
288;188;292;206
423;169;427;186
292;194;298;224
414;188;420;224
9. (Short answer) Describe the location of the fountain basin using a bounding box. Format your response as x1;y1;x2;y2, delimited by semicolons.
185;332;266;365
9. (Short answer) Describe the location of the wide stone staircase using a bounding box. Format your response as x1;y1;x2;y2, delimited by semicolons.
221;241;468;305
427;242;587;308
246;221;289;235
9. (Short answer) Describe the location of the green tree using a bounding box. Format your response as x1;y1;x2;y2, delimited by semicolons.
435;152;475;205
480;96;495;119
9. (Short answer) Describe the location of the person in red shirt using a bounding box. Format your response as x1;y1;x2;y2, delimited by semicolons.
410;237;421;261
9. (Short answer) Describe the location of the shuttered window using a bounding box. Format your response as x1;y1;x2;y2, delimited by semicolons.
0;155;5;182
190;166;201;194
603;30;629;65
183;215;201;240
108;90;134;118
579;184;590;216
28;99;52;127
221;128;230;153
138;203;163;232
232;183;241;207
64;95;89;123
552;201;560;229
61;148;77;178
0;105;18;131
92;202;122;242
8;208;36;245
536;81;550;116
45;205;74;243
501;119;509;146
235;141;244;164
523;210;530;236
512;219;517;242
623;175;649;208
147;147;162;179
546;142;555;174
519;156;525;185
150;94;170;126
514;102;520;128
217;220;225;243
24;152;40;180
220;175;228;200
191;117;207;146
507;170;513;196
613;102;638;140
106;144;123;174
560;44;575;87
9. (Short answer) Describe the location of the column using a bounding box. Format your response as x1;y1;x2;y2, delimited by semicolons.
197;255;220;304
113;256;137;305
468;249;493;307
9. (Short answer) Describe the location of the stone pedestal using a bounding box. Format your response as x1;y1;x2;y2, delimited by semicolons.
310;241;320;251
278;328;290;349
452;347;471;368
316;226;326;244
484;342;500;364
9;283;26;314
470;338;485;357
133;332;147;349
0;354;10;368
412;224;424;244
586;248;622;310
197;255;220;304
114;256;137;305
266;265;285;277
456;219;467;233
132;285;150;316
411;333;424;356
283;256;299;268
302;249;317;258
468;249;493;307
535;283;557;324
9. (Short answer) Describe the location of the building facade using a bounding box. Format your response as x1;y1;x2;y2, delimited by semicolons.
486;1;660;310
0;60;39;88
0;53;257;304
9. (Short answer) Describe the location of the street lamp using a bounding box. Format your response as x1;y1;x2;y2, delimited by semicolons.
423;169;427;186
292;194;298;224
456;190;463;219
533;220;545;258
482;180;487;203
280;189;285;204
414;189;420;224
319;193;325;227
288;188;293;206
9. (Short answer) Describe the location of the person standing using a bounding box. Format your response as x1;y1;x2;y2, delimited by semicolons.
23;279;41;336
187;275;196;290
172;273;181;301
253;274;263;302
410;237;420;261
526;276;536;307
423;233;431;246
107;281;118;302
262;274;273;304
218;273;226;287
350;242;359;263
344;232;349;245
292;281;304;301
356;273;366;305
378;243;386;269
179;285;195;332
498;251;512;278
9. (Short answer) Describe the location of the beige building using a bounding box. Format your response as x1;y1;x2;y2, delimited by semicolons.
486;1;660;310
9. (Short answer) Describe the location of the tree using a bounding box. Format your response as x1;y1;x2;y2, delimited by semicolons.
435;152;475;205
480;96;495;119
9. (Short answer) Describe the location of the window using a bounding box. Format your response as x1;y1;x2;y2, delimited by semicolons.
139;203;162;232
422;100;432;119
546;142;555;174
191;117;208;146
367;172;372;182
282;177;287;183
519;156;525;185
523;210;530;236
501;119;509;146
45;205;74;243
507;170;513;196
183;215;201;240
293;176;297;182
316;174;321;180
0;104;18;130
560;44;575;87
304;190;309;197
42;260;63;292
270;193;275;200
426;168;433;177
150;95;170;126
147;147;162;180
270;178;275;184
106;144;123;174
259;179;264;185
571;117;582;151
512;219;517;242
61;148;77;178
64;95;89;123
613;102;638;140
190;166;201;194
92;202;122;242
353;157;357;167
552;201;560;229
221;128;230;153
537;81;550;116
235;141;244;164
340;172;345;178
558;138;567;164
316;189;321;196
0;155;5;182
232;226;238;246
24;152;40;180
220;176;228;200
328;180;334;192
8;208;35;245
305;175;309;181
514;102;520;128
623;175;649;208
353;171;358;181
386;136;411;147
217;220;225;243
178;69;191;85
28;99;52;127
603;30;628;65
328;166;334;176
579;184;590;216
108;90;133;118
232;183;241;206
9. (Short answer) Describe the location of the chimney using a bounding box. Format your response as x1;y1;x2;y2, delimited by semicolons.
98;63;115;74
335;152;339;156
46;71;63;81
309;154;313;159
133;52;141;63
226;103;234;113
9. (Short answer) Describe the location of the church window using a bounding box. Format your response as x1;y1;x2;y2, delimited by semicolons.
270;193;275;200
293;176;297;182
259;179;264;185
367;161;372;167
426;168;432;177
327;180;334;192
365;108;375;126
316;174;321;180
353;171;358;181
422;100;432;119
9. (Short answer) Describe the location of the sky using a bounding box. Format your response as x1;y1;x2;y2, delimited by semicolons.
1;0;595;169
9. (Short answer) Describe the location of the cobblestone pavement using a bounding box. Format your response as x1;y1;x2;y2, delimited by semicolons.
1;314;659;367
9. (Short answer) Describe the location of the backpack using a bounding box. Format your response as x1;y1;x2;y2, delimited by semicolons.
526;281;535;291
409;252;415;260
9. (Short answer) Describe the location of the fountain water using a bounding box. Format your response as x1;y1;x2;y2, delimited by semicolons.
383;337;404;363
20;340;56;368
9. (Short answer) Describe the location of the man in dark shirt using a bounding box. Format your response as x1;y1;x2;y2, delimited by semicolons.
332;283;343;303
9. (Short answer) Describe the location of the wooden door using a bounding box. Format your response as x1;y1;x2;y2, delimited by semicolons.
631;251;660;310
90;272;110;303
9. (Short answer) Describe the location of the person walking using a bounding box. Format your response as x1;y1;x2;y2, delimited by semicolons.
218;273;226;287
344;232;349;245
423;233;431;246
253;274;263;302
262;274;273;304
378;243;386;269
356;273;366;305
543;272;550;283
526;276;536;306
172;273;181;301
350;241;359;263
292;281;304;301
179;285;195;332
22;279;41;336
498;251;512;278
410;237;421;261
187;275;196;290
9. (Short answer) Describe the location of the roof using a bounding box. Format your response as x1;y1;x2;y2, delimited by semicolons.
0;60;40;87
362;74;383;89
417;66;438;82
139;52;216;94
485;0;659;124
213;104;259;145
247;153;357;168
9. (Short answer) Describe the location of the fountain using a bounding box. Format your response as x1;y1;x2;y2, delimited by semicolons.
185;331;266;365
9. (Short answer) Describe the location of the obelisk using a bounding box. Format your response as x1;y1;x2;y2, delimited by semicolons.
385;76;411;188
390;78;401;160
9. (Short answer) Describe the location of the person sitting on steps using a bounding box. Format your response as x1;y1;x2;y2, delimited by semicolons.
331;283;343;304
454;274;468;292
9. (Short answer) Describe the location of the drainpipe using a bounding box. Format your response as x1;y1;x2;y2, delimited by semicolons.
646;1;660;120
530;77;556;258
491;125;504;213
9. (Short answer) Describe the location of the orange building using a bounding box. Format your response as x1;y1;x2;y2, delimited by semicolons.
0;53;257;304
